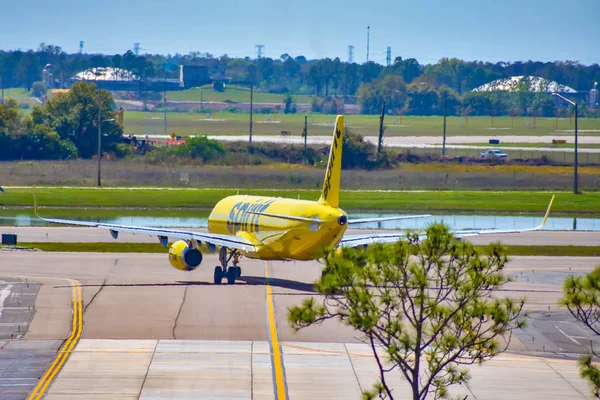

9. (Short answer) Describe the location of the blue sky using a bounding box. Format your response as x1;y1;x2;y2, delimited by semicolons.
1;0;599;65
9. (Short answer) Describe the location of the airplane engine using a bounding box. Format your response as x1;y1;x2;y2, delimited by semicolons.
168;240;203;271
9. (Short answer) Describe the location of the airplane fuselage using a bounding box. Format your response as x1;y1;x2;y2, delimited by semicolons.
208;195;348;260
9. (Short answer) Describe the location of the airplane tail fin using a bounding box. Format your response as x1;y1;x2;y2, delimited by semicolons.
318;115;344;208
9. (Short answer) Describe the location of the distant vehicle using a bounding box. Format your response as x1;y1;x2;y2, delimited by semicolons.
480;149;508;159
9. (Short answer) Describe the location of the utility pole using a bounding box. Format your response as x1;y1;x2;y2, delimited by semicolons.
347;45;354;63
249;85;253;145
97;86;102;187
574;102;578;194
442;91;447;156
303;115;308;151
594;82;598;119
378;101;385;153
386;47;391;67
0;49;4;104
163;84;167;137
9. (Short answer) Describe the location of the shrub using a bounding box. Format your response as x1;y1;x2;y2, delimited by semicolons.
31;81;47;98
223;106;243;113
175;136;226;162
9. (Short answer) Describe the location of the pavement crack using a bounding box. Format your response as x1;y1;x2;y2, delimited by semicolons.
110;258;120;273
84;259;118;314
251;341;254;400
172;285;189;339
84;278;106;314
464;381;478;400
543;358;588;398
138;340;159;399
344;343;363;394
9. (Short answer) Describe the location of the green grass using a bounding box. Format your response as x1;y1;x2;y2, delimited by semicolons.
2;187;599;213
7;242;600;256
166;85;313;104
2;88;33;101
0;207;211;219
122;111;600;138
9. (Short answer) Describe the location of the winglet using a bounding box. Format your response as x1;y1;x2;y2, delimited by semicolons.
539;195;555;228
34;185;39;217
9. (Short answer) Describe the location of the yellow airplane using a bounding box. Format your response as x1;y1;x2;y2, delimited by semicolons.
37;115;555;284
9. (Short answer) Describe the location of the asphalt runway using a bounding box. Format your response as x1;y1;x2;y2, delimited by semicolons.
199;134;600;154
2;229;600;398
202;134;600;145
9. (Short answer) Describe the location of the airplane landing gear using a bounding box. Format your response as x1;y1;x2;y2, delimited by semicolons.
214;248;242;285
213;266;223;284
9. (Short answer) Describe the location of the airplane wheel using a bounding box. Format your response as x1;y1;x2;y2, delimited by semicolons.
226;267;237;285
214;266;223;285
235;267;242;278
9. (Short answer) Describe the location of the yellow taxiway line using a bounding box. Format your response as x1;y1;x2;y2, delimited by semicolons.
28;279;83;400
265;261;288;400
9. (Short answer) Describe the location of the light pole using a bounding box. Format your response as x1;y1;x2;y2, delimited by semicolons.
163;83;167;137
552;92;578;194
97;87;102;187
0;46;4;105
97;116;115;187
249;85;253;145
594;82;598;119
0;54;4;105
442;91;447;156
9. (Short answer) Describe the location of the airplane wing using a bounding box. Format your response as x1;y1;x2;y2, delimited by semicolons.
38;217;257;252
347;214;432;225
339;195;555;249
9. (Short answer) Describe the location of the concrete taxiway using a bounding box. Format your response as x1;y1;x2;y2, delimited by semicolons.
40;339;594;400
1;228;600;398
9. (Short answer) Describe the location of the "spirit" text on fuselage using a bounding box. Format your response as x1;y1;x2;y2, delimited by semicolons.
226;199;276;234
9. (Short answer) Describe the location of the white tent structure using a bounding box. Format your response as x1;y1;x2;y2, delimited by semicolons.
472;76;576;93
72;67;138;82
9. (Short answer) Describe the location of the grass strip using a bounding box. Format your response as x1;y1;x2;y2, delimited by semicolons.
6;243;600;257
2;188;599;213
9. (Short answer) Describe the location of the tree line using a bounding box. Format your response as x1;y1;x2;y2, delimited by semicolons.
0;82;123;160
1;43;598;116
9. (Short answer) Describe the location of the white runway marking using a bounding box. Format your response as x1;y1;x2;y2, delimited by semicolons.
555;325;582;345
0;284;13;319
